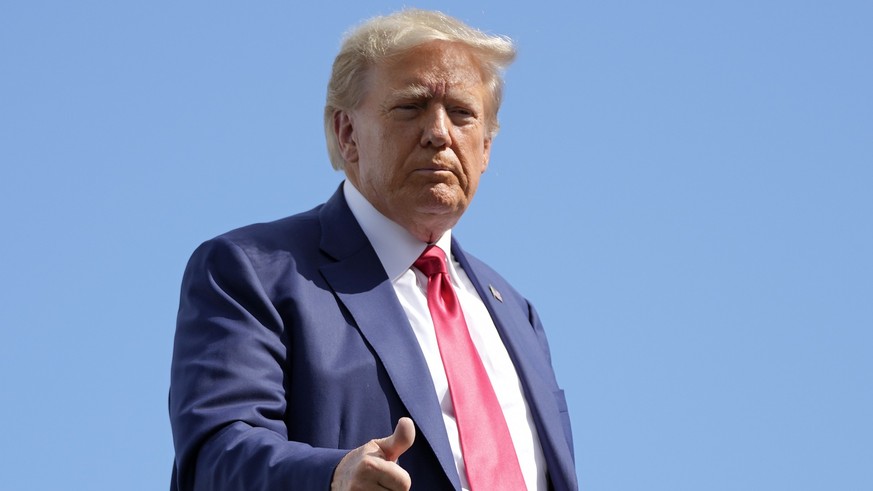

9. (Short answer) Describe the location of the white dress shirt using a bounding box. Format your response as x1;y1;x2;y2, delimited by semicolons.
343;180;547;491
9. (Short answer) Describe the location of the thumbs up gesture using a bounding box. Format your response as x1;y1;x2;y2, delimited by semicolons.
331;418;416;490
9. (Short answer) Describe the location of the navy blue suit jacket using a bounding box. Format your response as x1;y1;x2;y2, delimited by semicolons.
169;187;577;490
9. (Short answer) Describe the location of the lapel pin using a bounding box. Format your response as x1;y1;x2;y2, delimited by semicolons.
489;284;503;303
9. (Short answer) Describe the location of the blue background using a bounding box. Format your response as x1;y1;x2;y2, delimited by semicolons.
2;1;871;489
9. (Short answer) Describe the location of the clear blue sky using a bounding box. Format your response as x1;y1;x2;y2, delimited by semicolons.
2;1;871;490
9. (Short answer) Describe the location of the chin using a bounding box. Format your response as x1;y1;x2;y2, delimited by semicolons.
418;186;466;214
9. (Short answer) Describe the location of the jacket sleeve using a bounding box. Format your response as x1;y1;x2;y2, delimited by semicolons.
169;237;347;491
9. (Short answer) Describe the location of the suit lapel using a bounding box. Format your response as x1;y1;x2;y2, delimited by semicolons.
316;188;461;489
453;238;577;491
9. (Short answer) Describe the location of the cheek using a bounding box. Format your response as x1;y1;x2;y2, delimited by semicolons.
467;167;482;190
460;136;489;172
357;130;392;179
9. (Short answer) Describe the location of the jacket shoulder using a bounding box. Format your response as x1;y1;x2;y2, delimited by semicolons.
216;204;323;254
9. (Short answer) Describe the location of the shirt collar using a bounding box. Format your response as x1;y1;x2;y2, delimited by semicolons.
343;180;453;281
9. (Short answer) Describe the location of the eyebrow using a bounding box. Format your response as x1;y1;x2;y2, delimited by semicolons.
384;83;480;109
389;84;433;102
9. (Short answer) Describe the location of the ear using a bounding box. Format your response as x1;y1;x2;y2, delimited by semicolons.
334;110;358;164
481;136;492;173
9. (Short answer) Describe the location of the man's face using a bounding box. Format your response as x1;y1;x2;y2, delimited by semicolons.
335;41;493;243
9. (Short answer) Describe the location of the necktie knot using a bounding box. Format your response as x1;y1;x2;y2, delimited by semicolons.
414;245;447;277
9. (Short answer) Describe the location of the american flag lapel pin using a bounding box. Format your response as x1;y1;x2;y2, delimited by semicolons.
489;284;503;302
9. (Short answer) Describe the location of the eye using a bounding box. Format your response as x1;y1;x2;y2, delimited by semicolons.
390;103;423;120
392;102;424;112
449;106;477;123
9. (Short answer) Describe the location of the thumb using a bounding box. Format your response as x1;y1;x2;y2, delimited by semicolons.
376;417;415;462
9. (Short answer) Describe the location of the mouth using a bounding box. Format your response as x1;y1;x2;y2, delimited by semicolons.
410;154;460;179
417;159;457;171
412;168;457;181
416;167;453;173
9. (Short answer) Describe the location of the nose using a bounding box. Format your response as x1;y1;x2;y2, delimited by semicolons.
420;106;451;148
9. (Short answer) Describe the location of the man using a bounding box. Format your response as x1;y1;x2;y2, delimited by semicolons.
170;9;576;491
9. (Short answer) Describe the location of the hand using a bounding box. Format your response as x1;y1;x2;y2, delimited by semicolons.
330;417;416;491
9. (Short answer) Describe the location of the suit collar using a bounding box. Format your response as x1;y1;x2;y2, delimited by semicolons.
453;239;578;491
341;180;427;281
317;184;370;261
317;185;462;488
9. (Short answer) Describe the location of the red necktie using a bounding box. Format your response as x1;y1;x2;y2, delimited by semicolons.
414;245;527;490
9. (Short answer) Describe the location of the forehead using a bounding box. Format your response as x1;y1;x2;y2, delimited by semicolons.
367;41;487;98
